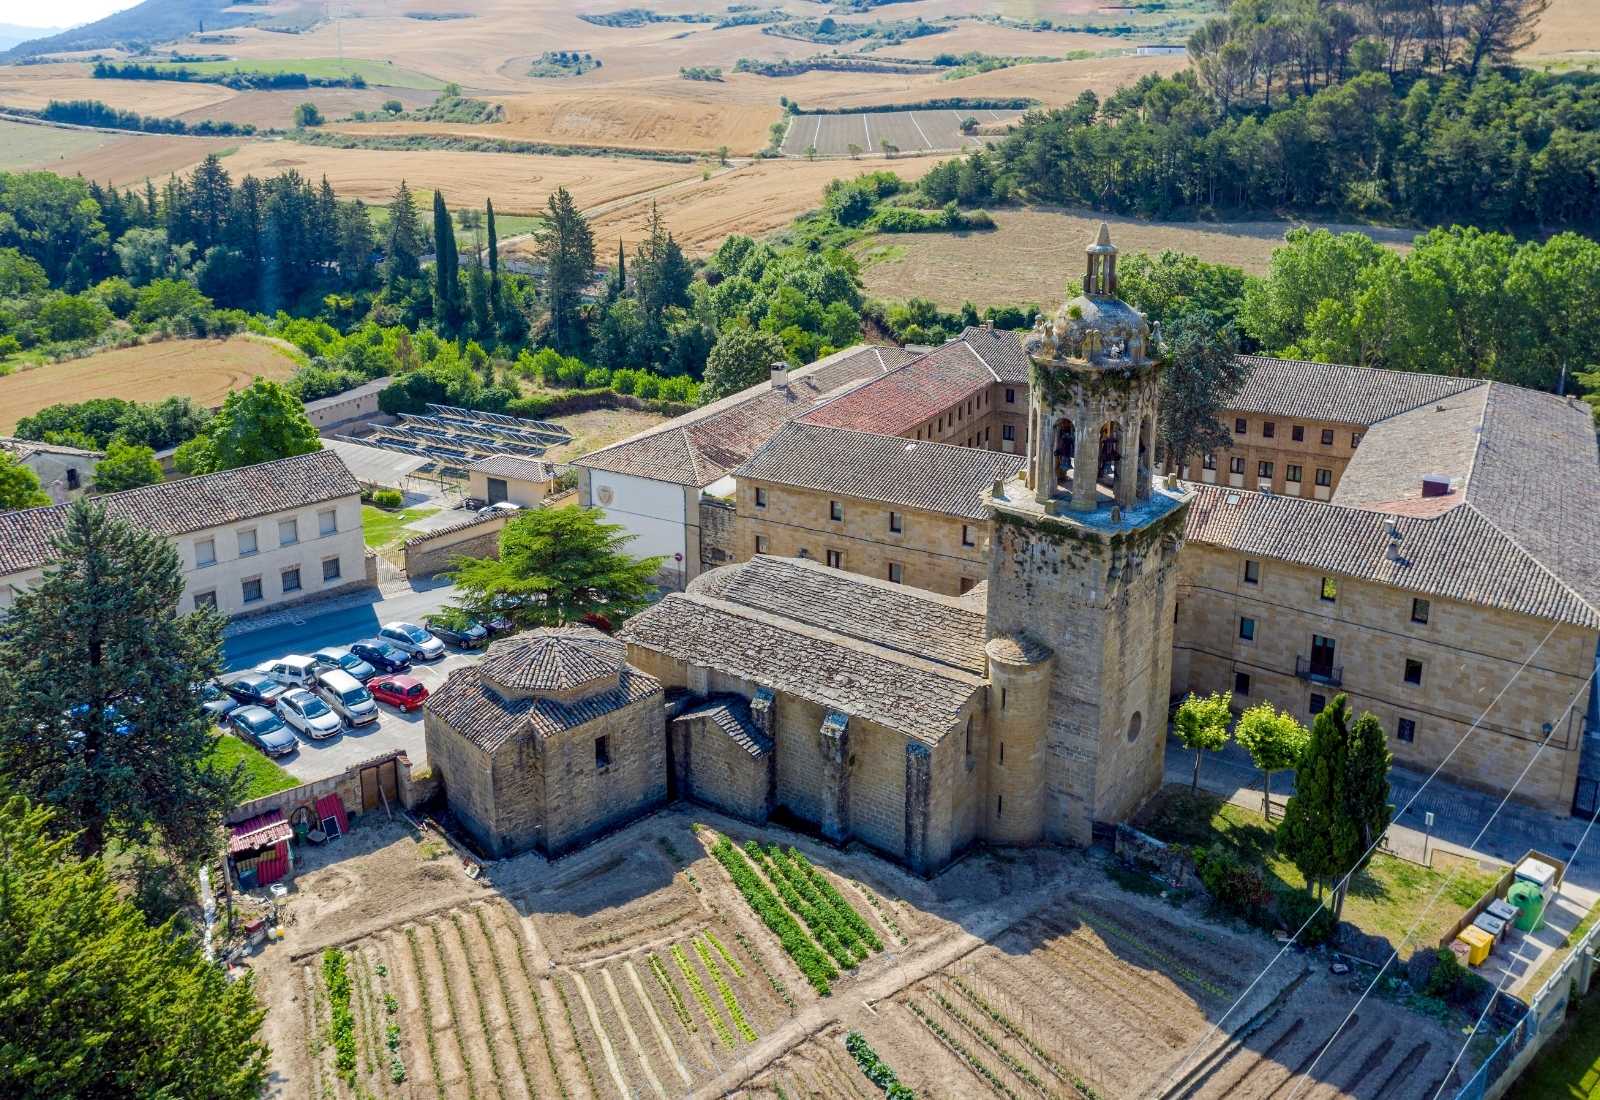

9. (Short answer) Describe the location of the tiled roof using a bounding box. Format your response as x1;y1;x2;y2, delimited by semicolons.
802;339;995;436
622;556;987;742
577;344;915;487
675;694;772;757
0;436;103;460
302;376;392;412
1183;483;1600;630
480;627;625;694
428;661;662;751
958;325;1030;383
0;448;358;576
470;454;557;482
1231;356;1483;426
735;422;1024;520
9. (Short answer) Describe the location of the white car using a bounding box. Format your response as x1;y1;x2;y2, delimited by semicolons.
477;501;523;518
278;688;345;740
256;654;321;690
313;669;380;727
379;621;446;661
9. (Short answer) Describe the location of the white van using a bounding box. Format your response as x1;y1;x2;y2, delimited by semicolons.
257;654;322;690
314;668;380;726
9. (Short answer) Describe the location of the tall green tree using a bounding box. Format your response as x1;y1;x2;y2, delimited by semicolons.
0;795;268;1099
92;440;163;493
633;202;693;336
384;180;424;285
0;501;233;861
535;186;596;353
703;325;789;400
1234;702;1309;820
0;450;50;511
432;190;462;330
1174;690;1232;792
448;507;663;630
175;378;322;475
1158;308;1249;474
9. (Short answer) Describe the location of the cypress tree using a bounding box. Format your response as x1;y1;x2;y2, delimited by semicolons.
486;197;499;288
432;190;461;330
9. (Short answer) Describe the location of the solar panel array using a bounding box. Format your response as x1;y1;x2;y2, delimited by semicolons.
348;404;575;481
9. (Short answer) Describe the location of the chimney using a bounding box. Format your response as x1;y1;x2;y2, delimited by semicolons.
981;319;994;332
1421;474;1451;498
1385;521;1402;561
770;362;790;389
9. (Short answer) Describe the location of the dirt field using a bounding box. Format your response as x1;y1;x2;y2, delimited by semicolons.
856;206;1421;306
539;407;672;465
0;335;298;431
1526;0;1600;57
47;132;240;190
781;109;1018;157
0;117;124;170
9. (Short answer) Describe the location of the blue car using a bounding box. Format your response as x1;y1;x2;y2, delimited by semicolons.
350;639;413;674
228;705;298;758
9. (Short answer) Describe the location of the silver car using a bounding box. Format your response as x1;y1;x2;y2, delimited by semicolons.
314;669;379;726
278;688;344;740
379;621;446;661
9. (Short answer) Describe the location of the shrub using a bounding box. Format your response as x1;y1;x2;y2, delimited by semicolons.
1192;843;1272;920
845;1031;915;1099
1425;946;1467;999
371;488;404;509
709;835;836;994
1275;889;1337;946
321;948;358;1086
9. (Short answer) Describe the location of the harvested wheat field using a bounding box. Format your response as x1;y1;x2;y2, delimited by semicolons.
856;207;1420;306
1526;0;1600;58
174;86;437;129
0;336;298;432
0;118;123;171
0;63;239;115
49;132;240;190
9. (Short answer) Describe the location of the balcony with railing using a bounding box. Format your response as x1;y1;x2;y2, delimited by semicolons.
1295;655;1343;686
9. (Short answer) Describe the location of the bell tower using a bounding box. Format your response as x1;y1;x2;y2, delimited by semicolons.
983;224;1190;846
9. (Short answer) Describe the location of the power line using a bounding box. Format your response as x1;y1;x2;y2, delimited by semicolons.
1283;665;1596;1100
1155;620;1562;1096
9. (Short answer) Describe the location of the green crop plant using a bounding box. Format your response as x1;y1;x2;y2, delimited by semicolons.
928;989;1049;1094
908;1001;1020;1100
694;936;758;1042
766;847;876;962
404;927;449;1100
449;915;508;1100
860;886;909;946
321;948;358;1086
428;923;480;1100
672;943;734;1046
845;1031;915;1098
705;930;745;978
733;930;795;1009
947;975;1100;1100
709;834;836;994
649;953;696;1031
788;849;884;951
466;908;536;1094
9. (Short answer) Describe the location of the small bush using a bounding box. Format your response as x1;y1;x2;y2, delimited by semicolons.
1275;889;1337;946
1425;946;1467;999
371;488;403;509
1192;843;1272;920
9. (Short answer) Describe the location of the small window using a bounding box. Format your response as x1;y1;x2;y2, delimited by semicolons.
1126;711;1142;743
242;577;263;604
889;511;903;533
595;736;611;769
66;467;80;490
754;486;767;508
1310;693;1327;714
1352;432;1362;448
887;562;903;584
1234;671;1251;696
996;795;1003;818
1234;417;1247;434
1404;658;1423;686
1411;598;1430;624
1263;421;1276;438
965;715;973;755
1243;559;1260;585
1320;429;1335;446
754;534;769;554
1239;616;1256;641
1229;456;1245;475
961;524;976;548
829;500;843;522
1002;424;1016;442
279;518;298;546
1315;467;1333;487
1202;453;1217;470
1286;464;1302;483
1257;461;1274;479
1397;718;1416;743
318;508;337;536
322;556;341;582
998;742;1004;764
193;590;217;611
959;577;976;594
195;537;216;567
238;528;258;556
1291;425;1305;442
281;567;301;594
1005;388;1016;404
826;549;843;569
1320;577;1338;602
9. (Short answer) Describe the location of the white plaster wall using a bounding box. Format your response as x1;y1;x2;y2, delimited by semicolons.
589;469;690;568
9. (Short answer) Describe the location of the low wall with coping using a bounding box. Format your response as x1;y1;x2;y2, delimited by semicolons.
225;748;432;829
402;514;507;577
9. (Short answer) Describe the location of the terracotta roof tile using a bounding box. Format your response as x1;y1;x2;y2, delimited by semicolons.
480;627;625;693
802;339;995;435
428;660;662;751
1232;356;1483;426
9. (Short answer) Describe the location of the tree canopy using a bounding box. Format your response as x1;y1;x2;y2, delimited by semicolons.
1158;309;1250;471
0;450;50;511
1234;702;1309;820
176;378;322;475
703;325;790;400
1173;690;1233;791
92;440;163;493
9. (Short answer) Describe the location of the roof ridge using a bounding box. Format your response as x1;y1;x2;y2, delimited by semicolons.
1462;496;1600;623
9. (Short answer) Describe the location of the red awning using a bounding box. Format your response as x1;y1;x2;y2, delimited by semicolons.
315;794;349;836
229;809;292;854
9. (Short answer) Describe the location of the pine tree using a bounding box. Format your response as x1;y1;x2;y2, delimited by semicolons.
384;179;423;285
0;502;233;862
486;197;500;290
535;186;596;352
143;177;159;227
467;230;491;340
185;153;232;253
336;199;376;287
606;237;626;301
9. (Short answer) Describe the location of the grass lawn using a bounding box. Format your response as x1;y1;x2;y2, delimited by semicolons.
1507;991;1600;1099
146;58;444;90
1138;786;1502;956
362;504;438;549
209;732;298;801
368;198;544;250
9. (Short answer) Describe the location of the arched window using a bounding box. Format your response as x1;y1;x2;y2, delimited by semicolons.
1126;711;1142;744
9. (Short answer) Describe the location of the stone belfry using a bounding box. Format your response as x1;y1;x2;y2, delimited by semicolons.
981;223;1190;847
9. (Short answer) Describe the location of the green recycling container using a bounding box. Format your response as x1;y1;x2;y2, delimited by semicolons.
1506;881;1546;933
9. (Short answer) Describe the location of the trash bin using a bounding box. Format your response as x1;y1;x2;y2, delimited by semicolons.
1507;881;1546;933
1515;858;1558;902
1458;925;1493;966
1486;897;1518;927
1473;912;1508;943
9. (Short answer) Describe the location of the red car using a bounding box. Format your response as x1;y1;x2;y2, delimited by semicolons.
367;674;429;712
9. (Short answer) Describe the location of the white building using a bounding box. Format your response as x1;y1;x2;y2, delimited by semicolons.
0;448;369;617
574;345;916;589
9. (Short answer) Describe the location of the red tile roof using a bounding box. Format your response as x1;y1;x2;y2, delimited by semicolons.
802;340;995;436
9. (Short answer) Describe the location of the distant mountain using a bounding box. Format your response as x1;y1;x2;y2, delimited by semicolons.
0;23;67;51
0;0;258;61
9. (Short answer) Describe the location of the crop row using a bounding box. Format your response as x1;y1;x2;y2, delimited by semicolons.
429;922;482;1099
649;952;697;1032
303;963;326;1099
705;930;744;978
467;909;533;1093
845;1031;916;1099
1056;905;1229;1000
859;885;910;946
733;930;796;1009
926;989;1050;1096
745;841;859;969
370;957;406;1087
710;835;837;995
907;1001;1021;1100
322;948;358;1087
449;914;509;1100
551;973;599;1099
404;927;449;1100
784;847;884;953
694;936;759;1042
491;904;571;1099
946;974;1100;1100
672;943;734;1046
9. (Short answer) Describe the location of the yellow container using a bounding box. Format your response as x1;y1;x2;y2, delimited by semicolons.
1458;926;1493;967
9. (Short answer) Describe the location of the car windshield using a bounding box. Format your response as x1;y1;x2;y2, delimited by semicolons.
378;642;402;658
341;687;371;704
405;626;429;642
405;684;424;696
300;695;331;717
246;712;282;733
243;676;273;692
335;653;360;669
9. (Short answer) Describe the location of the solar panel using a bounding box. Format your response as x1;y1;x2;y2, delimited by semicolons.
425;403;573;441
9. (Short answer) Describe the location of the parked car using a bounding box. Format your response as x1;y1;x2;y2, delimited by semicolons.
368;674;429;712
349;639;413;674
312;645;377;684
424;612;489;649
477;501;523;518
313;669;379;727
278;688;344;740
257;654;321;690
199;679;240;724
479;613;515;637
223;671;287;709
379;621;446;662
228;705;297;757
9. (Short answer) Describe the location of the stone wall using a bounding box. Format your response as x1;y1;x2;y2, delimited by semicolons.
425;711;504;855
1170;412;1363;499
225;749;428;828
538;694;667;856
669;708;773;822
698;496;737;574
402;514;507;577
1174;541;1594;812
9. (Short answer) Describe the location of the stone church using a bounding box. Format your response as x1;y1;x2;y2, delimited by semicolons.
425;234;1189;871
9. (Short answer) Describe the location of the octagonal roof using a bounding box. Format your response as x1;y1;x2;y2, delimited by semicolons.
480;626;625;696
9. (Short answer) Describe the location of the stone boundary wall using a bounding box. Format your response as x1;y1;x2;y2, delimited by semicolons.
699;496;736;573
224;748;434;828
402;513;507;577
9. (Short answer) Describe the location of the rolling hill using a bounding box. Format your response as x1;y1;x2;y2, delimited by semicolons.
0;0;260;60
